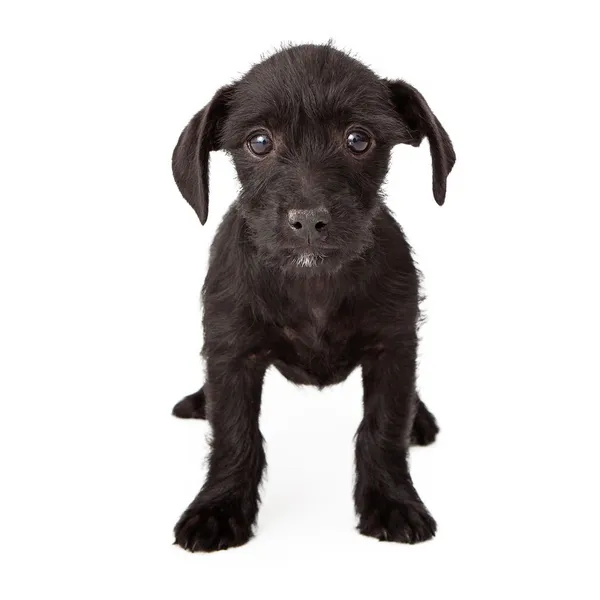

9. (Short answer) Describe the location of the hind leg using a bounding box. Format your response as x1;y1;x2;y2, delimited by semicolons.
410;395;439;446
172;386;206;419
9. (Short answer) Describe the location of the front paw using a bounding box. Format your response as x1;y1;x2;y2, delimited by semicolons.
174;500;253;552
358;490;437;544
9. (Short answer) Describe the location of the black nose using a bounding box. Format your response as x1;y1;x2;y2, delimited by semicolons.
288;208;330;242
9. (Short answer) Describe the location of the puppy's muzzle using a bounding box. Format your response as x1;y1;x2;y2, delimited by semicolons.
288;208;330;243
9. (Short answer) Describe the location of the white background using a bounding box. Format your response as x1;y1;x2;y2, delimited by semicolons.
1;1;599;598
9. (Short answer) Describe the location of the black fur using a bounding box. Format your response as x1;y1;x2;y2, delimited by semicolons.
171;43;455;552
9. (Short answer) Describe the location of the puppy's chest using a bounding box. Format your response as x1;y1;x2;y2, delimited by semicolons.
281;306;336;349
271;302;361;386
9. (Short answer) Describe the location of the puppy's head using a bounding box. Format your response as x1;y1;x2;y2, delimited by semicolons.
173;44;455;274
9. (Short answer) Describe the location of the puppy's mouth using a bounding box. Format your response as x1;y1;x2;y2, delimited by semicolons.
294;251;325;267
277;245;345;271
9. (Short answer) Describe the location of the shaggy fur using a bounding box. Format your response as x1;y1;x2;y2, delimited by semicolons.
171;43;455;552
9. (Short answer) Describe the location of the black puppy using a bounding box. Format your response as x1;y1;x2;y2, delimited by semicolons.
171;43;455;552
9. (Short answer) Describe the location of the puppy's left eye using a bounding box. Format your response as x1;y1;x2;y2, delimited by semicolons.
247;133;273;156
346;130;371;154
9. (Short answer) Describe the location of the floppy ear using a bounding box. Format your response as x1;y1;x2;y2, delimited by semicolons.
386;79;456;205
172;85;235;225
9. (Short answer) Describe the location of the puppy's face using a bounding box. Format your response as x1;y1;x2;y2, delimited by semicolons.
173;45;455;274
220;48;403;273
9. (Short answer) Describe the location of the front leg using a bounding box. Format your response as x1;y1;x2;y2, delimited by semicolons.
355;340;436;543
174;354;267;552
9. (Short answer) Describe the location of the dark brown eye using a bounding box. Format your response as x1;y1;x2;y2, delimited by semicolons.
346;130;370;154
247;133;273;155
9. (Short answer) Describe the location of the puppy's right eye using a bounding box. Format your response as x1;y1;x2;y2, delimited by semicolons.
247;133;273;156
